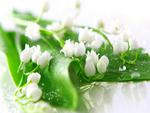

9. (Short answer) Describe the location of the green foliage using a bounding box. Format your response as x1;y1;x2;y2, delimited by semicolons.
0;27;22;86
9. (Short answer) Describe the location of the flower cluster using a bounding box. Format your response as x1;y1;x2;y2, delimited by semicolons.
23;72;42;102
61;39;86;57
20;44;52;68
78;28;103;50
84;50;109;76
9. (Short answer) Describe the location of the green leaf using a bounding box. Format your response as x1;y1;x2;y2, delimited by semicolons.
96;48;150;82
39;55;80;110
0;27;22;86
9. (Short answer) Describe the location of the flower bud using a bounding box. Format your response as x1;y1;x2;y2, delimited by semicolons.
84;57;96;76
37;51;52;68
25;22;40;41
26;83;42;102
97;55;109;73
61;40;75;57
90;36;103;50
86;50;99;65
129;38;140;50
78;28;94;43
32;45;41;63
74;42;86;57
20;44;32;63
113;41;128;54
27;72;41;84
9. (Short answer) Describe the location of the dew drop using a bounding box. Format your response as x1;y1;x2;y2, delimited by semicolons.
119;65;126;72
131;72;141;78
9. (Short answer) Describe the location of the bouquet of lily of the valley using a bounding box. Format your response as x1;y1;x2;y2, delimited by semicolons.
0;1;150;113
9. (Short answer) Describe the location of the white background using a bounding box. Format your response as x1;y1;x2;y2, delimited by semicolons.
0;0;150;51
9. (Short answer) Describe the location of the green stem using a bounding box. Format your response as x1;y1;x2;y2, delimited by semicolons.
24;65;40;76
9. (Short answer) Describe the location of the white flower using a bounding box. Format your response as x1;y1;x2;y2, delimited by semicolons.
113;41;128;54
20;44;32;63
97;55;109;73
90;36;103;50
129;38;140;50
74;42;86;57
26;83;42;102
37;51;52;68
78;28;95;43
46;22;62;31
25;22;40;41
86;50;99;65
84;57;96;76
121;29;132;42
27;72;41;83
41;0;50;12
32;45;41;63
63;17;74;28
96;19;105;29
61;40;75;57
107;20;121;35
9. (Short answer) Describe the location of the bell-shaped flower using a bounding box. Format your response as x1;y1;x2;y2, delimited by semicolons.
74;42;86;57
61;40;75;57
26;83;42;102
97;55;109;73
84;57;96;76
25;22;41;41
20;44;32;63
78;28;95;43
90;36;103;50
86;50;99;65
32;45;41;63
27;72;41;84
129;38;140;50
37;51;52;68
113;41;128;54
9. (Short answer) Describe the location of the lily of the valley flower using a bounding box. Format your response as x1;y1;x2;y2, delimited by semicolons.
78;28;94;43
26;83;42;102
121;29;132;42
86;50;99;65
61;40;75;57
37;51;52;68
20;44;33;63
20;44;52;68
74;42;86;57
25;22;41;41
90;36;103;50
97;55;109;73
63;17;74;28
84;57;96;76
61;40;86;57
113;41;128;54
27;72;41;84
129;38;140;50
32;45;41;63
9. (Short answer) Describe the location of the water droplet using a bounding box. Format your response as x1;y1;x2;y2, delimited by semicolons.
119;65;126;72
41;83;45;86
131;72;141;78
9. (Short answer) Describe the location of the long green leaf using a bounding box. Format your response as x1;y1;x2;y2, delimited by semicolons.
0;27;22;86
